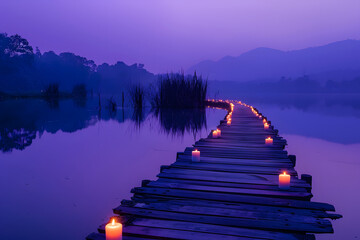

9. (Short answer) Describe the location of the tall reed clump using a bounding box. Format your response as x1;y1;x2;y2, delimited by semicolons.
107;97;117;112
130;84;145;109
152;72;207;108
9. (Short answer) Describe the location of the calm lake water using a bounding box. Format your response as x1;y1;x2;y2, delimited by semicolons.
0;98;227;240
1;94;359;239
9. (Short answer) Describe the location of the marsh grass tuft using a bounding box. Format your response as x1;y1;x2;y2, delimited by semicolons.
152;72;207;109
130;84;145;109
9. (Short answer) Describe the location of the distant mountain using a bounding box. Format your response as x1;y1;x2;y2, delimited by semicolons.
188;40;360;82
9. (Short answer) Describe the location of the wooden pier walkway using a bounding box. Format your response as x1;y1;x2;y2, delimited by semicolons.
87;101;341;240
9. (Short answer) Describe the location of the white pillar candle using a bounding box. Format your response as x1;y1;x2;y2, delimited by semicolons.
265;137;273;144
264;123;269;129
192;149;200;162
279;172;291;190
106;219;122;240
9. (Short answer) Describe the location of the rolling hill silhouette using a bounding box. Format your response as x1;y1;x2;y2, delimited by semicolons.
188;40;360;82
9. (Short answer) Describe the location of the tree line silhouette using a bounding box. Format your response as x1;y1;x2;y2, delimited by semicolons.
0;33;154;97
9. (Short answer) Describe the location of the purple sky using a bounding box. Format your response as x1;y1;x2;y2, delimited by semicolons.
1;0;360;73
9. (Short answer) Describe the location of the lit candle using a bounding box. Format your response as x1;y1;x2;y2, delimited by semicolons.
106;218;122;240
279;171;290;190
192;149;200;162
216;129;221;137
212;130;218;138
265;137;273;144
264;123;269;129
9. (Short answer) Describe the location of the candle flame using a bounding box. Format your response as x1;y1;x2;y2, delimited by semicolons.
112;218;115;225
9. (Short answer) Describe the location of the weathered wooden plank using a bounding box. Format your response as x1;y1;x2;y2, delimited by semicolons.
86;232;149;240
128;218;309;240
187;146;288;155
183;153;289;161
117;217;310;240
120;225;259;240
156;178;309;192
131;187;335;211
127;198;342;220
178;154;294;166
193;144;286;152
115;205;332;233
195;141;284;149
199;138;285;146
184;148;289;158
184;150;289;160
157;172;309;189
121;201;329;226
198;136;281;142
177;155;294;167
160;168;305;185
146;181;312;200
171;161;297;176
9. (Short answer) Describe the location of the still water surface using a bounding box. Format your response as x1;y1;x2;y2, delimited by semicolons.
1;95;359;239
239;94;360;240
0;98;226;240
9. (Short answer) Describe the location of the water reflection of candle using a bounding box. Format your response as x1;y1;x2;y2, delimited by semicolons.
265;137;273;144
192;149;200;162
106;218;122;240
279;172;290;190
227;120;231;126
264;123;269;129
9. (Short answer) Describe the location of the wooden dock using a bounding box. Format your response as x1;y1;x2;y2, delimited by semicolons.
87;100;341;240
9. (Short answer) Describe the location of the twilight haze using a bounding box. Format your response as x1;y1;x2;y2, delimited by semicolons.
1;0;360;73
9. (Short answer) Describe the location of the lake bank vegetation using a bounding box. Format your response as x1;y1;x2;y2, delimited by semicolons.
151;72;207;109
0;33;154;97
0;33;209;110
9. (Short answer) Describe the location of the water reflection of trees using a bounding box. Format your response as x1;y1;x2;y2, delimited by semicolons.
0;98;96;152
0;128;36;152
153;108;206;136
0;98;209;152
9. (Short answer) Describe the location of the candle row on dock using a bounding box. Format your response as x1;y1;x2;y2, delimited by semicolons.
212;129;221;138
237;100;291;189
207;99;291;192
